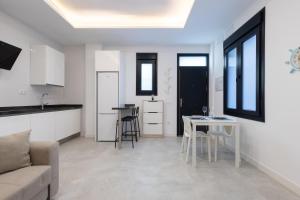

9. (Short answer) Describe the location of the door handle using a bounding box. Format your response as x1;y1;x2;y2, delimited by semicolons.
180;98;183;108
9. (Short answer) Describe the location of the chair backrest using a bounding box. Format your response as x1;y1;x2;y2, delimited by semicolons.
182;116;192;136
131;107;139;117
131;107;135;116
223;126;233;136
211;125;233;136
135;107;139;117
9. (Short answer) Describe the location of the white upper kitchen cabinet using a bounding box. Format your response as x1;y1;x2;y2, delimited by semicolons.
30;45;65;86
95;50;120;72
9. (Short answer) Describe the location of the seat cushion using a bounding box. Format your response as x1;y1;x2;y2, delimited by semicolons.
0;184;22;200
0;130;31;174
0;166;51;200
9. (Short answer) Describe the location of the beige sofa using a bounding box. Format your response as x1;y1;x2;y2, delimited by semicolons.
0;141;59;200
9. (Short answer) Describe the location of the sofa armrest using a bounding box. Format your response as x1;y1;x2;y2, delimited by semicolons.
30;141;59;198
30;141;58;166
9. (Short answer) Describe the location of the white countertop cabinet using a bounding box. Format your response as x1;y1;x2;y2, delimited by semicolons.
143;100;164;137
54;109;81;141
0;109;81;142
30;112;56;141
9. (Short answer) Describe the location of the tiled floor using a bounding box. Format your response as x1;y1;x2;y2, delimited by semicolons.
55;137;300;200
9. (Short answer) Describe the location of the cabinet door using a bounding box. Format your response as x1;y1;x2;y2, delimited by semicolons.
97;73;119;114
143;101;163;113
54;50;65;86
0;115;30;137
95;51;120;71
97;114;118;141
143;123;163;136
143;113;163;123
30;45;47;85
55;109;81;140
30;113;55;141
46;47;65;86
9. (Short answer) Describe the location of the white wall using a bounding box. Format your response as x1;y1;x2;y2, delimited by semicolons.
0;10;64;107
104;45;210;136
63;45;86;135
84;44;103;137
211;39;225;116
63;46;85;104
211;0;300;194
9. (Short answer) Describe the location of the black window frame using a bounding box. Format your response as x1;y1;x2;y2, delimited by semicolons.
223;8;265;122
136;53;158;96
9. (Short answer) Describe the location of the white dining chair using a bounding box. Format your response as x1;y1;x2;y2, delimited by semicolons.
208;125;234;162
181;116;212;163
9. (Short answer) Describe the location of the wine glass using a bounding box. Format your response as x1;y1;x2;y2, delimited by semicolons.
202;106;208;116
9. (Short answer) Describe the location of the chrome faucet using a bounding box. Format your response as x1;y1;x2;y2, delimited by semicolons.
41;93;48;110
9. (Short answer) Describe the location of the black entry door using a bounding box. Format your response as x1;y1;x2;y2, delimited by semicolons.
177;55;209;136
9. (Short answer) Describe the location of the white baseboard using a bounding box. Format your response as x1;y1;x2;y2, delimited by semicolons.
163;133;177;137
226;145;300;196
241;153;300;196
83;134;94;139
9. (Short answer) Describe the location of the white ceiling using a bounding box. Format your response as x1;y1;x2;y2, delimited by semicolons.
0;0;255;46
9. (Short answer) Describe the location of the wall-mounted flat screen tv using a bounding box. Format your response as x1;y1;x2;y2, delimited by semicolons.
0;41;22;70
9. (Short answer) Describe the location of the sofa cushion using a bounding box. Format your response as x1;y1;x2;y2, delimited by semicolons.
0;166;51;200
30;188;48;200
0;184;22;200
0;130;31;174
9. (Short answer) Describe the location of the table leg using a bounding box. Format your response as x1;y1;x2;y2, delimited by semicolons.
118;111;122;149
192;123;197;167
235;124;240;168
208;136;211;163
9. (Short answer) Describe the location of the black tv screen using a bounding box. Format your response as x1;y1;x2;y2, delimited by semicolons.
0;41;22;70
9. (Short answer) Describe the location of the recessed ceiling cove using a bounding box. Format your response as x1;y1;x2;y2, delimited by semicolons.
44;0;195;28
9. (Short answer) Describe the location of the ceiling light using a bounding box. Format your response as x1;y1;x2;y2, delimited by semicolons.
44;0;195;28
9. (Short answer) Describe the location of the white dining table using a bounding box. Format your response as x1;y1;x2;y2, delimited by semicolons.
185;116;241;168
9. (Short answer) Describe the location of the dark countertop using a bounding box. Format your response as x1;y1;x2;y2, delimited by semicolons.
112;104;135;110
0;104;83;117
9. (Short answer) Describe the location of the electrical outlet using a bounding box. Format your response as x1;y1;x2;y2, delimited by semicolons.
18;89;27;95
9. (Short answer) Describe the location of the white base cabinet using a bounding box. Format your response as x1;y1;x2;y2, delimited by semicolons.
0;115;30;137
143;100;164;137
55;110;81;140
30;112;55;141
0;109;81;141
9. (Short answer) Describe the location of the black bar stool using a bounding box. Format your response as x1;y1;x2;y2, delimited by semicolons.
133;107;141;137
118;107;138;148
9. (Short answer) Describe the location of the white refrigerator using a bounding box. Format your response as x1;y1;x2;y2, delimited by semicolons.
97;72;119;142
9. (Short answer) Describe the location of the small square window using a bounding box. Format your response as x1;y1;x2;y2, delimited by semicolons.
136;53;157;96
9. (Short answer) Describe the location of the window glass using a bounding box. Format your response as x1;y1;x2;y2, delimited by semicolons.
242;35;257;111
141;63;153;91
179;56;207;67
136;53;157;96
227;48;237;109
